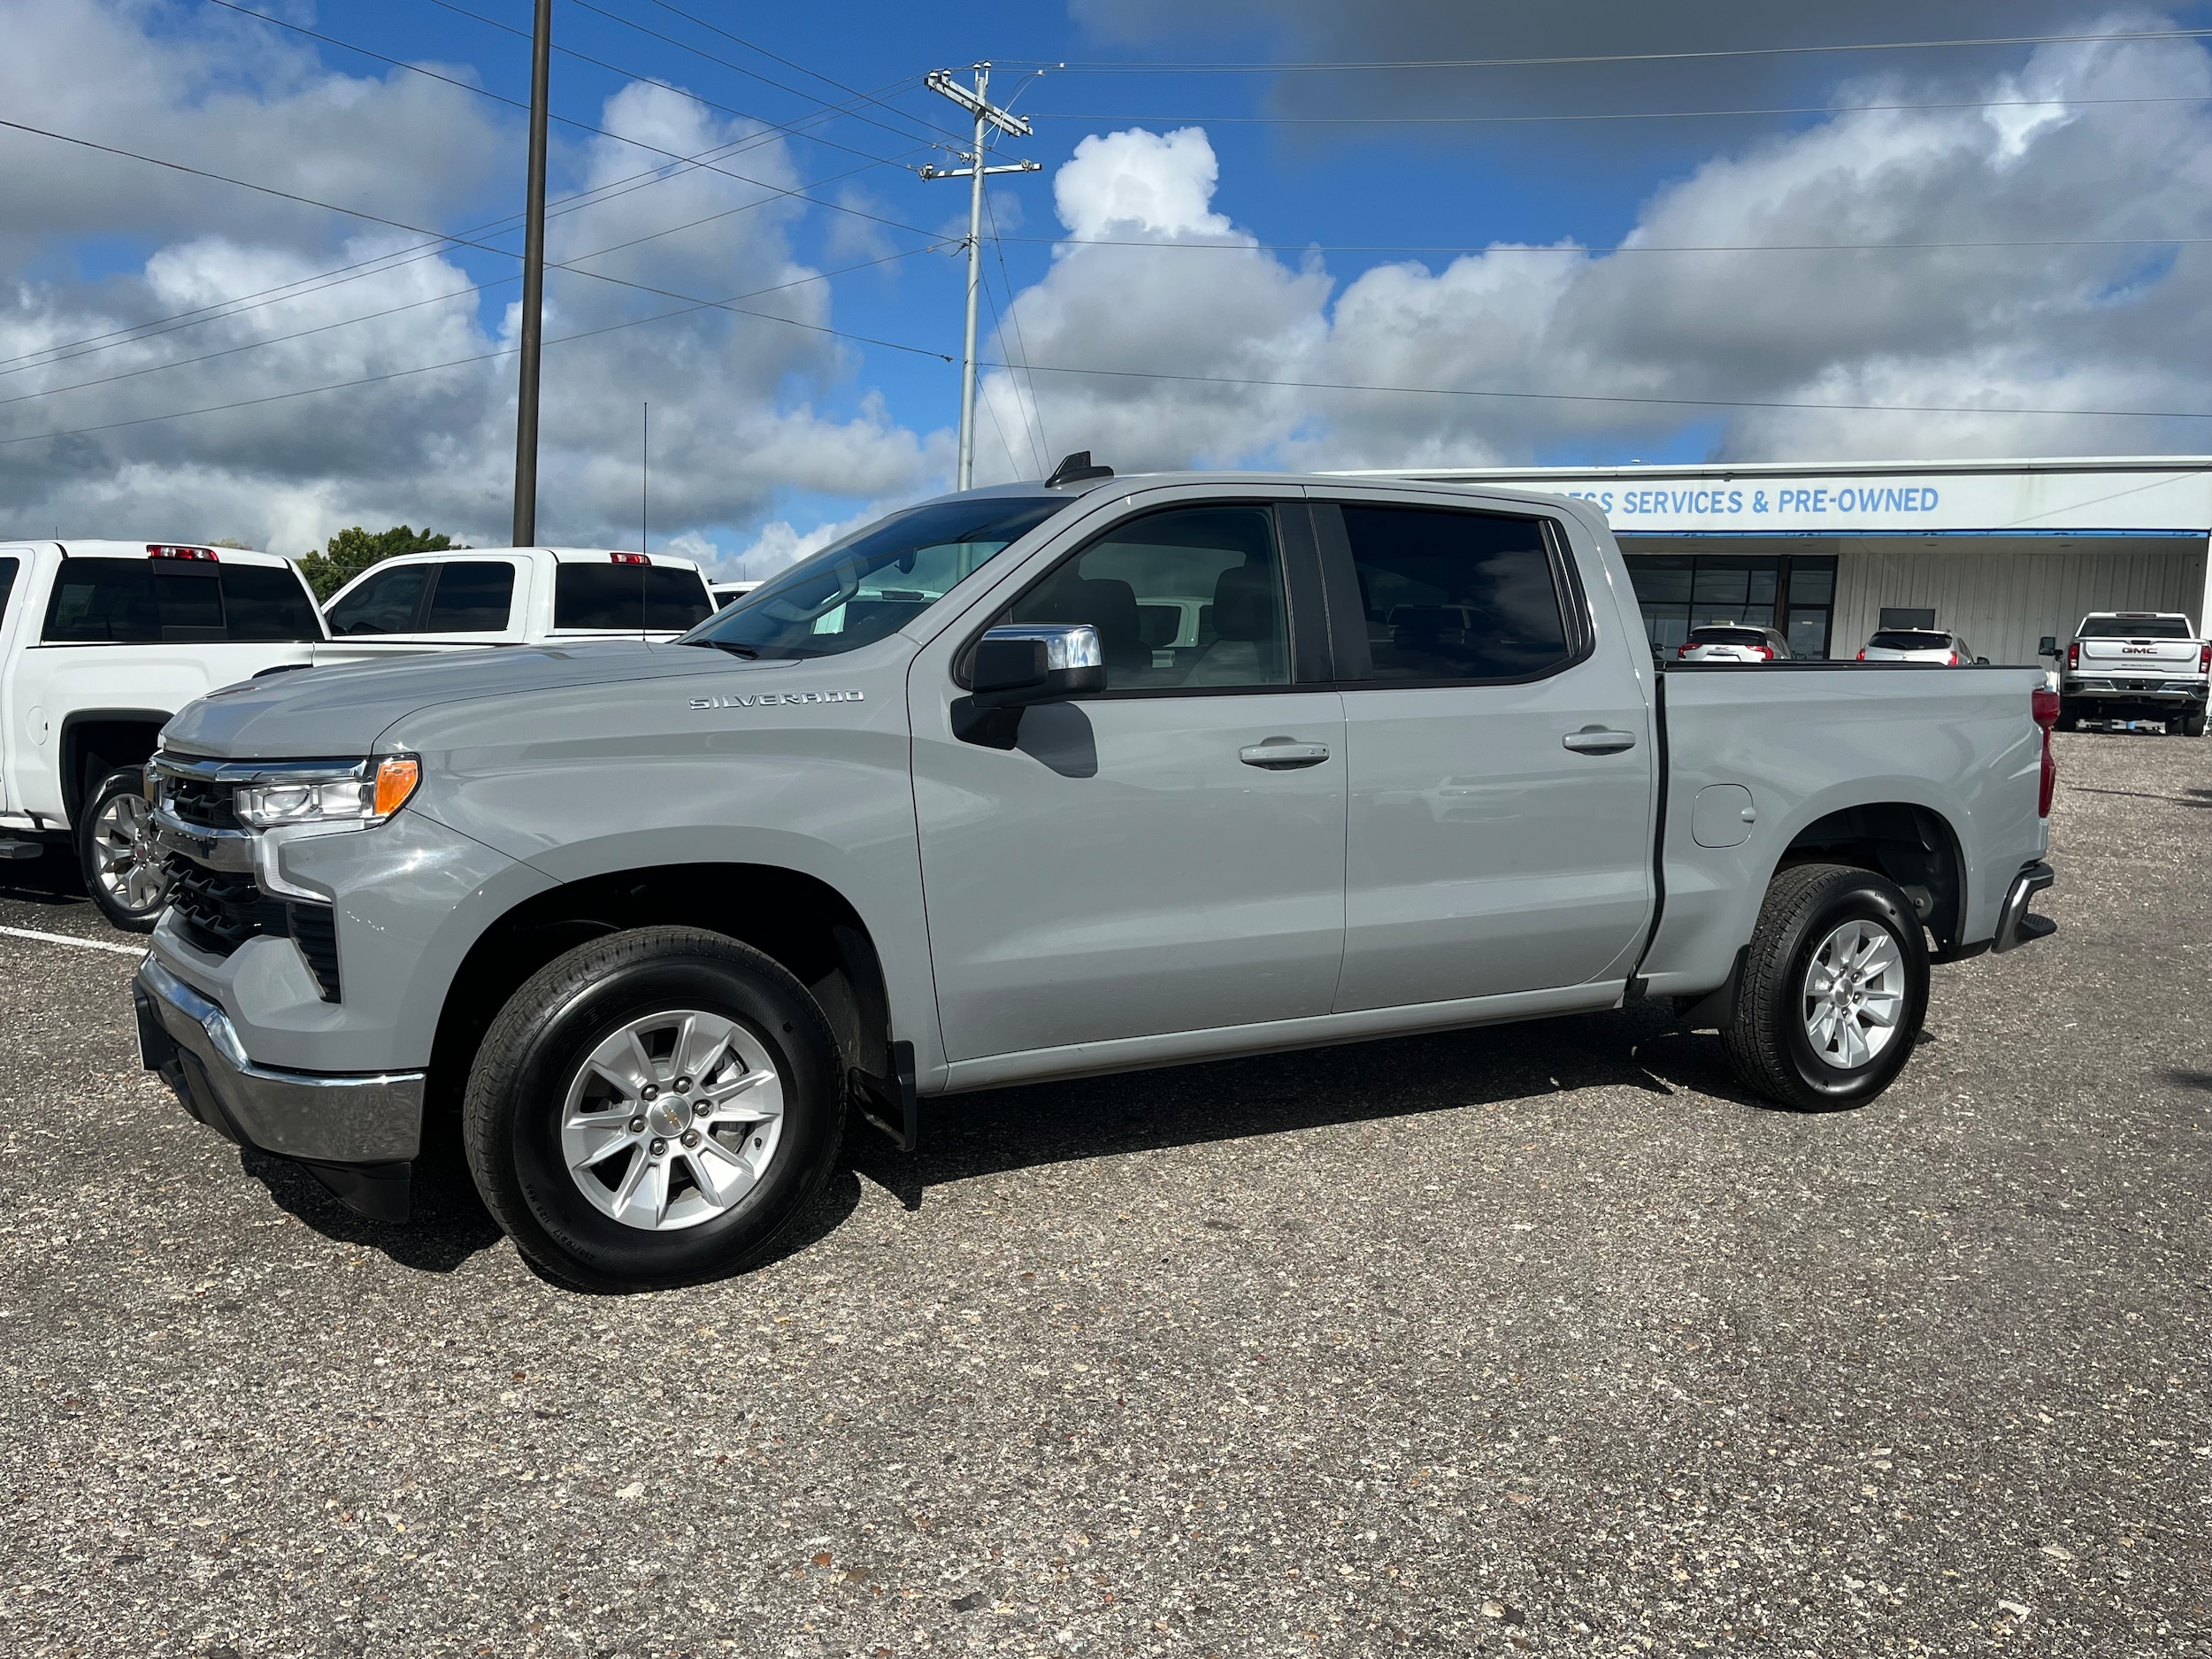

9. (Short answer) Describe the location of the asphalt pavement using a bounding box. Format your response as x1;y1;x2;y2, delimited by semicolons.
0;730;2205;1658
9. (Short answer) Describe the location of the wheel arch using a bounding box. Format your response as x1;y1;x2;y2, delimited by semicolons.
424;861;897;1133
1772;799;1968;954
59;709;170;824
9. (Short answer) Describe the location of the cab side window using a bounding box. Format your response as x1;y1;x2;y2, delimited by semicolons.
1338;505;1574;683
423;561;516;633
998;506;1289;691
326;564;431;635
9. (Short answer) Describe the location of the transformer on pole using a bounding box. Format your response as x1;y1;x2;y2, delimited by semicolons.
921;65;1039;490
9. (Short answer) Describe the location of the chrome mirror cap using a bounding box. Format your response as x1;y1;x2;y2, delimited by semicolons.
982;623;1103;674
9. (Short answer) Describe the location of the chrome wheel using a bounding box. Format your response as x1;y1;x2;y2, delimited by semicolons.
90;789;166;915
1801;918;1905;1070
558;1009;786;1232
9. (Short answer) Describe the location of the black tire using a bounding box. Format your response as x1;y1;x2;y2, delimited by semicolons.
2057;698;2080;728
2178;710;2206;738
1721;863;1930;1112
76;764;168;933
463;926;844;1291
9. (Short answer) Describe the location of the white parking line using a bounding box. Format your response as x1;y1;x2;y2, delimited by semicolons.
0;924;147;958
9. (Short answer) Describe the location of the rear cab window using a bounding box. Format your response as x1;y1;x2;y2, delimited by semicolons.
552;563;714;633
2078;616;2191;639
43;555;320;643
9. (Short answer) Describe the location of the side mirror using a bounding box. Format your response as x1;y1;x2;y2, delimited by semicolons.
955;624;1106;749
2038;635;2059;657
1976;656;1990;666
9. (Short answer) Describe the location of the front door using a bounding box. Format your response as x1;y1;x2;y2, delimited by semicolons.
912;500;1348;1062
1317;497;1655;1010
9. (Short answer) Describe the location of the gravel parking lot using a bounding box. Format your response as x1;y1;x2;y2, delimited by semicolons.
0;730;2206;1658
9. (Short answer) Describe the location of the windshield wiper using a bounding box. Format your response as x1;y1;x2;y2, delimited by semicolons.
684;638;759;658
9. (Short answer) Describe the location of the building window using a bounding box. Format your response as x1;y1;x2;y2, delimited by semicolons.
1624;549;1836;657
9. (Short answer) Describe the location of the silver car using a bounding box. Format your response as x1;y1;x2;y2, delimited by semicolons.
1676;624;1791;663
1858;628;1984;665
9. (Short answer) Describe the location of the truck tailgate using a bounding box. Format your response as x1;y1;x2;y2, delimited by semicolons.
1639;665;2048;999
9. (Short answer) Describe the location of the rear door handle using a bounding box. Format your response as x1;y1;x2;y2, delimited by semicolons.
1563;726;1637;754
1240;739;1331;770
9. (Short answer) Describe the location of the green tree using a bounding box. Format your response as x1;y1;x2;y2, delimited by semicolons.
298;525;458;602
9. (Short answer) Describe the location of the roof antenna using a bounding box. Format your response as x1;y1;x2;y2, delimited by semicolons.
1044;450;1114;488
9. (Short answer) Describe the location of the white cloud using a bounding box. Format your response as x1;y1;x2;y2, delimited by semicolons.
977;21;2212;476
0;5;947;555
715;502;891;580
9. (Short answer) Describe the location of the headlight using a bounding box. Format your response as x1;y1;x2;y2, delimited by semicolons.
232;757;420;829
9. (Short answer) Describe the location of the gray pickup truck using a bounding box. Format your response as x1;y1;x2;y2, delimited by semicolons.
134;468;2060;1289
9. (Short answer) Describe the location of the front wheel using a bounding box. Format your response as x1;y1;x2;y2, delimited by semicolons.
1722;863;1930;1112
78;765;169;932
464;927;845;1291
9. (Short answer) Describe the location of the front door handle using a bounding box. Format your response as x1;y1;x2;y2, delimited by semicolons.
1240;738;1331;770
1563;726;1637;755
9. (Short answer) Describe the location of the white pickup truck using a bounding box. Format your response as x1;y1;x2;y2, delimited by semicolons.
2049;611;2208;735
0;541;713;928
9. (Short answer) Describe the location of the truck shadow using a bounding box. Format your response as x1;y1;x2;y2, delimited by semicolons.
841;1002;1757;1215
0;842;89;909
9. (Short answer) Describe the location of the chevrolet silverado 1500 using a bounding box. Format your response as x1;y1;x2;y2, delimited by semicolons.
133;470;2060;1288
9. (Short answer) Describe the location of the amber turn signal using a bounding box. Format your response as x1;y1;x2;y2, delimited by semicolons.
373;756;421;819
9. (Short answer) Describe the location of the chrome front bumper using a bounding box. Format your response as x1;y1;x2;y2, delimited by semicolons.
134;956;424;1167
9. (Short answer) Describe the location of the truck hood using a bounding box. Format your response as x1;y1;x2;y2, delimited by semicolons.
161;641;718;758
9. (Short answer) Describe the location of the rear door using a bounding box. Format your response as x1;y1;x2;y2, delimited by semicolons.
1314;493;1655;1010
910;491;1348;1061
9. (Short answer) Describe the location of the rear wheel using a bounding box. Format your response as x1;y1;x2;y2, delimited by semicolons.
1722;863;1930;1112
2177;710;2206;738
463;926;844;1291
77;765;168;933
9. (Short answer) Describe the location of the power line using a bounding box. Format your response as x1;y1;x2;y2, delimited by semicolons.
557;0;956;153
0;121;882;380
979;357;2212;423
984;187;1050;472
416;0;933;166
0;114;946;361
1025;93;2212;126
996;233;2212;255
1008;26;2212;73
200;0;945;236
1;262;954;451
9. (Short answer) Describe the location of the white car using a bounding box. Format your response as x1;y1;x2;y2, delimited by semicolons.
322;547;714;652
709;580;761;610
0;541;331;928
1676;625;1792;663
1858;628;1983;665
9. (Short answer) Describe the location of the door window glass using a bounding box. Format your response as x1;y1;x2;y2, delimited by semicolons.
423;561;516;633
644;567;712;631
1001;506;1288;691
0;557;15;632
221;565;321;641
1339;506;1571;682
326;564;430;635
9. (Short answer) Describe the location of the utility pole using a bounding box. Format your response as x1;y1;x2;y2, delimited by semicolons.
921;65;1039;490
511;0;553;547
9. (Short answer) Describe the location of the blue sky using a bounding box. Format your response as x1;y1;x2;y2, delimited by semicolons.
6;1;2212;565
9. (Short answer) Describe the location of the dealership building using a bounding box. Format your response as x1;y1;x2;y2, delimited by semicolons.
1363;457;2212;663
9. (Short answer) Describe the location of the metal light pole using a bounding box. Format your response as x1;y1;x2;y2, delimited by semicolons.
511;0;553;547
922;66;1038;489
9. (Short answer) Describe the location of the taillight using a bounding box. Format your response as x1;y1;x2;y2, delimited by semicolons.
2067;641;2078;670
148;543;217;561
1754;646;1773;660
1855;649;1867;661
1676;644;1691;658
2200;642;2209;672
1947;653;1961;665
2032;687;2061;817
611;551;649;566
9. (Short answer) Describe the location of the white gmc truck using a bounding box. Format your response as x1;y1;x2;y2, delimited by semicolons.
0;541;711;928
2049;611;2208;735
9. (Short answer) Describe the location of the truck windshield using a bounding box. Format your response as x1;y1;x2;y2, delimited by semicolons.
2077;616;2191;638
682;495;1070;659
